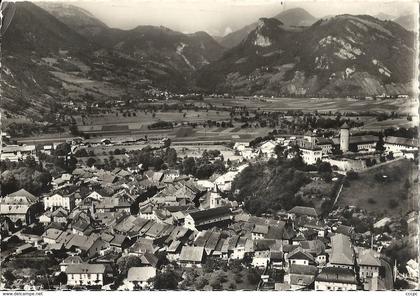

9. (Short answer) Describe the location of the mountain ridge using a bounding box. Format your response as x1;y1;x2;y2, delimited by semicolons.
196;14;415;97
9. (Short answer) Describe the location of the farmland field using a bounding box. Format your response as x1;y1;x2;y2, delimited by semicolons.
338;158;419;217
197;97;418;114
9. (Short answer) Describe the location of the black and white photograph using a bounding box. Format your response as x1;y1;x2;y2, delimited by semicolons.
0;0;419;291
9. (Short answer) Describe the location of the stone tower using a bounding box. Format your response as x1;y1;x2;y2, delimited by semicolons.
340;123;350;153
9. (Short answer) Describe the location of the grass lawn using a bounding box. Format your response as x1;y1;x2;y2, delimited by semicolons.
338;158;418;217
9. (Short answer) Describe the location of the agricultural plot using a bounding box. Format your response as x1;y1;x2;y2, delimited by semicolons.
201;97;417;114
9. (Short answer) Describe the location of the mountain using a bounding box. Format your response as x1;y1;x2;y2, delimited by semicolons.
36;2;109;37
2;1;92;54
393;14;415;31
219;8;317;49
196;15;415;97
1;2;224;119
273;7;317;26
1;1;95;116
374;12;395;21
92;26;224;71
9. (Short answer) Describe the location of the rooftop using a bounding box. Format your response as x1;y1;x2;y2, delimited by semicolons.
316;267;357;284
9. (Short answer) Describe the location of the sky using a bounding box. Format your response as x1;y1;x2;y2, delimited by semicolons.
34;0;417;36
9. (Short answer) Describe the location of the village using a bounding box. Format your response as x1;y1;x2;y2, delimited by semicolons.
0;121;418;291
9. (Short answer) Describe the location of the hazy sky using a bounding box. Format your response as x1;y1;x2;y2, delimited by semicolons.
35;0;417;36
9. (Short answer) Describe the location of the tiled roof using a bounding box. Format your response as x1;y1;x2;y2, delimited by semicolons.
290;264;318;275
289;206;318;217
316;267;357;284
61;255;83;265
357;248;381;267
65;263;106;274
384;136;418;147
189;207;231;223
349;135;378;144
179;246;204;263
330;233;354;266
127;266;156;282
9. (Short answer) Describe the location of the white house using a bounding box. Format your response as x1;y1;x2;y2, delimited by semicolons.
44;194;75;211
66;263;106;287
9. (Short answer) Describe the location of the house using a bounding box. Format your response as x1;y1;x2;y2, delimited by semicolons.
287;247;315;266
288;206;318;220
315;138;334;155
334;224;355;238
42;228;64;244
0;189;41;225
44;193;75;211
384;136;418;154
373;217;392;229
166;240;182;262
259;140;277;158
357;248;381;281
315;267;357;291
140;252;159;268
252;249;271;269
39;211;52;225
109;234;130;252
179;246;205;267
252;224;269;240
50;207;68;224
329;234;355;269
297;141;323;164
184;207;232;231
231;237;247;260
0;144;36;162
51;173;73;188
126;267;156;290
128;238;157;255
59;255;84;272
285;264;318;290
406;259;419;281
96;197;132;213
213;165;248;192
66;263;107;287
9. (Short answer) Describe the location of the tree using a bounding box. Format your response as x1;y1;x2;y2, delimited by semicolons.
151;271;180;290
54;272;67;285
247;269;260;285
86;158;96;167
164;148;177;167
54;143;71;157
274;144;285;159
194;276;208;290
317;162;332;174
116;256;142;275
182;157;196;176
375;135;385;154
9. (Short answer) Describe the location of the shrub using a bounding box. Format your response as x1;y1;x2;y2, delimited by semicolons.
367;198;377;204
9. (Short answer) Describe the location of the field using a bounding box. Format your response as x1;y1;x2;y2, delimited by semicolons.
198;97;418;115
338;158;419;217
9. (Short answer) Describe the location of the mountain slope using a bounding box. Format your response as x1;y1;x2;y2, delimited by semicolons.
393;14;416;31
197;15;415;97
2;1;92;54
219;8;317;49
36;2;109;37
1;2;224;119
